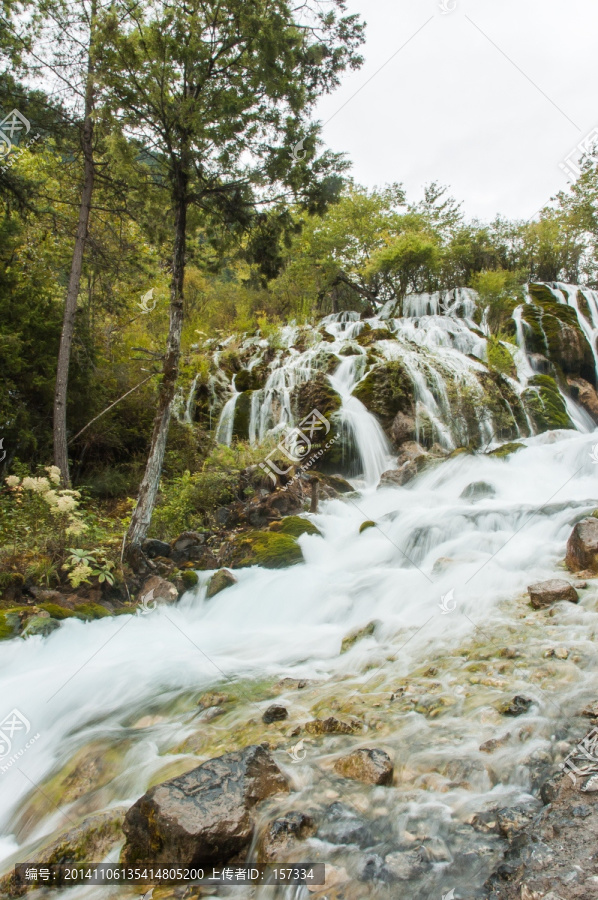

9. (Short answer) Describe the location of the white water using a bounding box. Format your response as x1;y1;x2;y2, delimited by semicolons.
3;429;598;896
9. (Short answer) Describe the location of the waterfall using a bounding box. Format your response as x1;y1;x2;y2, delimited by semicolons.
214;377;239;444
329;357;391;487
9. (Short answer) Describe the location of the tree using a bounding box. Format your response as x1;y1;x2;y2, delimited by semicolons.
98;0;365;548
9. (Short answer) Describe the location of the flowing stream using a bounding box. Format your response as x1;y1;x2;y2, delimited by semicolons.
3;289;598;898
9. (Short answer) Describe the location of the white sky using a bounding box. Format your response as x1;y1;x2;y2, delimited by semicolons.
315;0;598;222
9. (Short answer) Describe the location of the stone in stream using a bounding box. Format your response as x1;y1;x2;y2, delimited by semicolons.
121;744;289;868
259;810;316;861
460;480;496;501
527;578;578;609
333;748;394;786
262;704;288;724
138;575;178;606
498;695;533;717
304;716;363;735
206;568;237;599
566;517;598;573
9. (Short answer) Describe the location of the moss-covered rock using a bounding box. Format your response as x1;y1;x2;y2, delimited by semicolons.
359;520;376;534
206;568;238;598
486;336;517;379
525;286;595;383
232;390;252;441
488;441;525;459
292;373;342;423
22;616;61;637
180;569;199;590
226;531;304;569
355;325;395;347
39;603;77;620
352;360;414;431
73;602;111;620
235;368;265;392
272;516;321;538
341;621;376;653
523;374;573;431
0;610;21;640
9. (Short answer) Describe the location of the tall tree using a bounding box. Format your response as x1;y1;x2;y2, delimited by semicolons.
98;0;365;548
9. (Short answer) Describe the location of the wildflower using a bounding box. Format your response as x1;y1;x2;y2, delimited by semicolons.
5;475;20;488
66;519;87;536
68;563;93;587
22;476;50;492
43;490;59;507
54;494;78;513
45;465;61;484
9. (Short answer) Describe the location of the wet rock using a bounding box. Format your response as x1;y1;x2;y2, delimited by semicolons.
317;802;374;848
389;412;416;445
259;811;316;862
223;530;303;569
122;744;290;867
498;695;533;716
528;578;578;609
488;441;525;459
262;705;288;724
382;850;426;882
358;520;376;534
206;568;237;599
333;748;393;786
581;701;598;718
341;621;376;653
356;853;386;882
22;615;60;637
379;462;418;487
305;716;363;735
460;480;496;501
566;517;598;573
567;376;598;423
480;732;511;753
142;539;172;559
497;806;538;841
138;575;178;606
269;515;321;537
197;691;230;709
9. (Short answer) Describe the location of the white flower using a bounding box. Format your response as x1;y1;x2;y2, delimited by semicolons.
21;476;50;492
5;475;20;487
45;465;61;484
54;494;78;513
43;489;59;507
66;519;87;535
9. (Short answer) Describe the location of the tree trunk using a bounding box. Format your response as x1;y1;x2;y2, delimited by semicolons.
126;167;188;548
53;3;96;485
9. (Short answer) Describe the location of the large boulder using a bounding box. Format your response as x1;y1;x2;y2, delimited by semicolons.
566;517;598;573
528;579;579;608
333;748;393;786
138;575;178;606
121;745;290;868
222;530;303;569
567;376;598;423
206;568;237;599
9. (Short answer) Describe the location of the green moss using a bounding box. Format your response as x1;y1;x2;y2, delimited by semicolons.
523;375;572;431
359;520;376;533
180;570;199;589
229;531;304;569
232;390;252;440
488;441;525;459
0;612;18;640
292;373;342;422
235;368;264;392
352;360;413;428
39;603;77;620
486;337;517;378
73;603;111;620
275;516;321;537
355;326;394;347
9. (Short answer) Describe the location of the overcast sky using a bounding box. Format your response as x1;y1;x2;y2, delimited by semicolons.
314;0;598;222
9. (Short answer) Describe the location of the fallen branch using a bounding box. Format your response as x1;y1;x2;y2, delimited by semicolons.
68;374;155;444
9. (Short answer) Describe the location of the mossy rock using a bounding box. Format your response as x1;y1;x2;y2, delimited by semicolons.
274;516;321;538
523;374;573;431
73;603;111;620
228;531;304;569
486;337;517;379
524;287;595;382
341;621;376;653
0;611;21;640
206;568;238;598
180;570;199;590
359;520;376;533
488;441;525;459
355;326;394;347
352;360;414;429
232;390;252;440
319;329;336;343
23;616;61;637
39;603;77;620
339;344;362;357
292;373;342;423
235;368;264;392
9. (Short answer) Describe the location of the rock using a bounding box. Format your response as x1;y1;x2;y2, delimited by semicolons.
22;615;60;637
567;376;598;423
141;539;172;559
460;481;496;501
498;695;533;717
317;802;374;848
197;691;230;709
37;809;125;864
358;520;376;534
390;412;415;445
582;701;598;718
262;705;288;724
528;578;578;608
223;530;303;569
259;811;316;862
269;515;321;538
379;463;418;487
497;806;537;841
305;863;349;893
382;850;426;881
206;568;238;599
305;716;363;735
480;732;511;753
566;517;598;573
138;575;178;606
122;744;290;867
488;441;525;459
333;748;393;786
341;621;376;653
170;531;208;564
